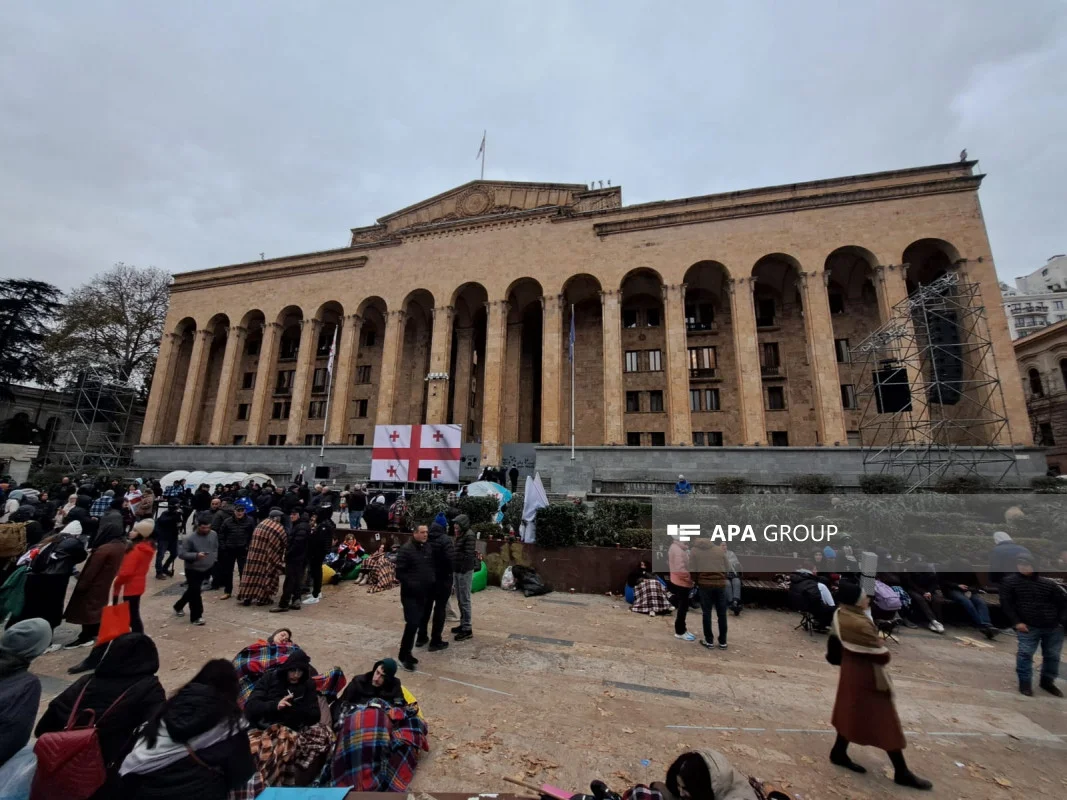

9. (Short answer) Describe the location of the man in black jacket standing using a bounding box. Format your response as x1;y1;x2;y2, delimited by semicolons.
396;524;434;671
418;521;455;652
302;506;335;605
217;503;255;599
452;514;477;641
1000;551;1067;697
272;511;309;613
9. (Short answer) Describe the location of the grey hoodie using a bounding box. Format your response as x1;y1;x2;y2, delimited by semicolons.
179;529;218;572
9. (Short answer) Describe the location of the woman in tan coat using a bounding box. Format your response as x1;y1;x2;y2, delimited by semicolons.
828;581;931;791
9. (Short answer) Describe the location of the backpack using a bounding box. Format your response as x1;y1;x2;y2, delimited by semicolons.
31;682;130;800
872;579;902;611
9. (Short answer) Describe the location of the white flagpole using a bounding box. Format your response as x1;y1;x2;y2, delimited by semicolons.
319;327;338;458
570;303;575;461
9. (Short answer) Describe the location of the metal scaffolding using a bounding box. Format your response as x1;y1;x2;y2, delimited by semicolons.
55;368;139;472
852;271;1019;491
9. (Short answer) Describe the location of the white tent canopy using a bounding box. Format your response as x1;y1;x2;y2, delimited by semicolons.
157;470;269;489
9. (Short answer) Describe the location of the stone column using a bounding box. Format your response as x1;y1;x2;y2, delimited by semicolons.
728;278;766;445
174;329;214;445
246;323;281;445
451;327;474;434
425;306;455;424
540;294;563;444
480;300;510;464
286;318;322;445
800;271;848;445
326;313;361;443
875;263;909;321
600;289;625;445
207;325;247;445
375;310;406;426
662;283;693;446
140;332;182;444
874;265;930;439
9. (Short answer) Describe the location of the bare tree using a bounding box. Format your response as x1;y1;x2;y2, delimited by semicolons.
47;263;171;388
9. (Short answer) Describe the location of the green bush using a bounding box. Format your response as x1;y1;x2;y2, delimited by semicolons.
503;492;524;534
592;500;644;530
406;491;449;526
791;474;833;494
471;521;503;540
534;502;588;549
1030;476;1064;494
715;476;749;495
456;495;499;525
858;474;906;494
934;474;990;494
27;464;71;489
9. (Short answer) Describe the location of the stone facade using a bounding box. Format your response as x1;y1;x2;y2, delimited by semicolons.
140;162;1030;469
1014;318;1067;474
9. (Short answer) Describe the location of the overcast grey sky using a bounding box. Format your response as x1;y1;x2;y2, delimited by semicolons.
2;1;1064;290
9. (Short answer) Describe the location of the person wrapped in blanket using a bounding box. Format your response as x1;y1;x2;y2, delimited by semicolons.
361;543;400;593
232;629;347;707
617;749;794;800
325;533;367;584
627;561;674;616
323;658;429;791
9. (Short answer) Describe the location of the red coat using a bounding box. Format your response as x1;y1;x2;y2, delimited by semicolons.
113;541;156;598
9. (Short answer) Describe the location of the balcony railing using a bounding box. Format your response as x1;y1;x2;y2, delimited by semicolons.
689;367;718;380
761;365;784;379
756;317;777;329
1011;303;1049;313
685;321;719;333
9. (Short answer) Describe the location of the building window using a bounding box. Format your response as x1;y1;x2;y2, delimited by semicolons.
1029;368;1044;397
317;327;333;357
237;403;250;421
355;399;369;418
279;330;300;360
348;433;366;446
756;298;776;327
704;388;720;411
760;342;780;368
305;434;325;446
650;432;666;446
841;384;858;410
622;309;639;328
689;389;700;412
624;351;640;372
645;308;661;327
312;368;329;393
649;391;664;412
275;370;295;395
1039;423;1055;446
271;401;291;420
648;349;662;371
356;365;371;384
242;371;256;389
1056;301;1064;310
626;432;642;446
707;431;724;447
834;339;850;364
766;386;786;410
688;346;716;376
267;434;287;446
308;400;327;419
1060;358;1067;390
626;391;641;413
363;330;377;347
232;434;246;445
847;430;861;446
828;287;845;315
245;338;260;356
692;431;705;446
769;431;789;447
685;303;714;331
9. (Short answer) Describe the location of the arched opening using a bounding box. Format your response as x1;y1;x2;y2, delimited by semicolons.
267;306;304;445
826;247;882;438
40;416;60;459
229;310;265;445
160;317;197;443
620;269;666;445
348;297;388;445
561;274;604;445
503;278;543;444
904;239;962;294
394;290;435;426
752;254;816;445
305;302;345;446
447;284;487;442
1060;358;1067;394
683;261;735;446
1029;368;1044;398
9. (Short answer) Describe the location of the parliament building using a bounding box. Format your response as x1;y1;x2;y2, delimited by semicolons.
139;160;1033;484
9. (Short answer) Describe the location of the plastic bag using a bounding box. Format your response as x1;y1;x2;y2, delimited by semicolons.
501;566;516;591
0;744;36;800
512;565;552;598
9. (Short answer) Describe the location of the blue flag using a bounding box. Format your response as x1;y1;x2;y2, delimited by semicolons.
568;306;575;363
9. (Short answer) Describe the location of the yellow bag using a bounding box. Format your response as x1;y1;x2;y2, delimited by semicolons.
402;685;423;718
322;564;336;583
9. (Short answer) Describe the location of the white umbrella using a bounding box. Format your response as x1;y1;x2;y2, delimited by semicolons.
520;473;549;543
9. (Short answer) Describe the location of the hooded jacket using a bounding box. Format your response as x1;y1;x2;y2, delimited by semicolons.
0;619;51;767
36;634;165;785
31;530;87;576
989;538;1028;583
661;749;758;800
426;522;456;582
244;650;320;730
93;508;128;548
339;660;406;707
690;541;728;589
286;516;310;564
452;514;477;573
120;684;255;800
113;540;157;597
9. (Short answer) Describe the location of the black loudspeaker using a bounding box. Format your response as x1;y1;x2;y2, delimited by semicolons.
416;467;433;482
874;367;912;413
926;311;963;405
314;466;330;480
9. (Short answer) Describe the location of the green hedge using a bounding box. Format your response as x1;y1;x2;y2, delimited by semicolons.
456;495;499;525
1031;476;1065;494
715;476;749;494
534;503;588;549
504;492;524;534
858;474;905;494
934;475;990;494
791;474;833;494
471;521;503;540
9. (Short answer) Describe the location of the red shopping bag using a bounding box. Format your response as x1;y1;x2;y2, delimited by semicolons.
96;601;130;646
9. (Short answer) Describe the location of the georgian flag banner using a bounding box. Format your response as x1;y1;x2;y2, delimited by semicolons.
370;424;462;483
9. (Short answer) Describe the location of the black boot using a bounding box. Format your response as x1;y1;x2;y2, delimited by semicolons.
889;751;932;790
1020;682;1033;697
1040;679;1064;697
829;735;866;773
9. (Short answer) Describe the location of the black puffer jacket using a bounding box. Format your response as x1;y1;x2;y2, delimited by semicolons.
396;537;435;594
244;651;320;730
32;533;87;576
218;514;255;550
287;518;310;564
452;514;477;573
1000;572;1067;629
789;570;829;612
426;522;455;582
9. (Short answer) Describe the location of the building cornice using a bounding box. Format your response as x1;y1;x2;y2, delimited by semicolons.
171;253;371;293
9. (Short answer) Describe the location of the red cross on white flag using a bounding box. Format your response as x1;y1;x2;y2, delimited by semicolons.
370;424;462;483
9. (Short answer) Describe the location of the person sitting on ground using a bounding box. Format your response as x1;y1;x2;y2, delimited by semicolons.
628;560;674;616
900;555;945;634
0;619;52;768
325;533;366;583
337;658;406;708
621;748;792;800
673;474;692;496
938;556;997;639
120;659;257;800
36;633;166;798
789;565;835;631
362;543;398;593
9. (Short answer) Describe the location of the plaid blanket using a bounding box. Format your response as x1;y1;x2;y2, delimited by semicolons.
248;722;335;787
324;700;428;791
233;640;347;706
631;577;673;614
238;518;287;604
363;552;397;594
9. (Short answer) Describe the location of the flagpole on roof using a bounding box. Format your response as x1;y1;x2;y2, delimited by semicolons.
476;130;486;180
570;303;575;461
319;325;338;459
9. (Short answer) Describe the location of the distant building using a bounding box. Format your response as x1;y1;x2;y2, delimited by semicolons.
1015;254;1067;294
1000;256;1067;339
1014;319;1067;474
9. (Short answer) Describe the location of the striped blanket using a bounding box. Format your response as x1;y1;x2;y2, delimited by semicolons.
233;640;347;705
363;551;397;594
237;518;287;605
323;700;428;791
631;577;673;615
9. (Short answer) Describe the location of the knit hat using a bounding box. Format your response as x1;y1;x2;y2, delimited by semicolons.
378;658;398;679
993;531;1012;544
837;580;863;606
132;519;155;537
0;619;52;660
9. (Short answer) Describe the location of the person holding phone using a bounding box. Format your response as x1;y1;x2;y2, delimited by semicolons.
173;513;218;626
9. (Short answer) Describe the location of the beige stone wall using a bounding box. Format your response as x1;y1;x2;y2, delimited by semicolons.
144;162;1030;464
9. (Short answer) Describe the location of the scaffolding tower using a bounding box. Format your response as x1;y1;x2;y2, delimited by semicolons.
56;368;139;473
852;271;1019;491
